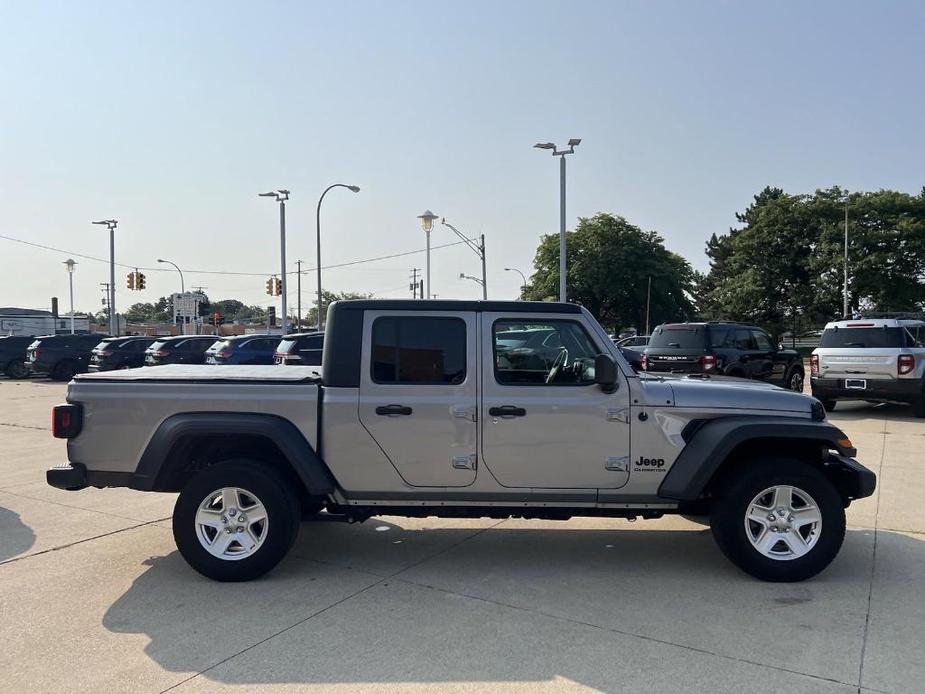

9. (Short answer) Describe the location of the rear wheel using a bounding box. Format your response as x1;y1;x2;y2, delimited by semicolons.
4;360;28;379
51;360;77;381
710;458;845;582
173;460;300;581
786;368;804;393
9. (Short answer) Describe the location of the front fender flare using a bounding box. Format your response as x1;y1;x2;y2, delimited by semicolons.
657;416;859;502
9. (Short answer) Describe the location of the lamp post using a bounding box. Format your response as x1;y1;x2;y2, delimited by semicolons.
441;218;487;300
92;219;118;335
533;139;581;303
316;184;360;330
418;210;438;300
504;267;527;298
157;259;185;293
259;190;290;334
459;273;485;293
63;259;77;334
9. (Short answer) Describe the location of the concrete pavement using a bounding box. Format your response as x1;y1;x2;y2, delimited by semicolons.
1;378;922;693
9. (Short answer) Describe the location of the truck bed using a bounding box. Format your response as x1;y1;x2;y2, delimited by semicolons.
75;364;321;383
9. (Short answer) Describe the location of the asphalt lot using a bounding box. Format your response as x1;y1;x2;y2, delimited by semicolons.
0;378;923;694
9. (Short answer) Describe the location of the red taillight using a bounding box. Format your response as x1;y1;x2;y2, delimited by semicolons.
150;350;167;357
640;353;648;371
217;351;232;359
700;354;716;371
52;404;82;439
99;350;113;357
32;348;42;360
898;354;915;375
810;354;819;376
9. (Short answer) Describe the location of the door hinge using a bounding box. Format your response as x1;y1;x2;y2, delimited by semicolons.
605;456;629;472
452;406;477;422
606;407;629;423
452;453;477;470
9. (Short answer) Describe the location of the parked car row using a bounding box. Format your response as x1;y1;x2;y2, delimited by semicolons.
0;331;324;381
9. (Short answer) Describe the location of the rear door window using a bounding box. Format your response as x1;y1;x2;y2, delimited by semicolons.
372;317;466;384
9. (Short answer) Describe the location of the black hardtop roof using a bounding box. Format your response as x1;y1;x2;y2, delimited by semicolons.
329;299;582;314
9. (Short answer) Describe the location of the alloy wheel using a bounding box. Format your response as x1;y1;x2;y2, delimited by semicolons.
195;487;269;560
744;484;821;560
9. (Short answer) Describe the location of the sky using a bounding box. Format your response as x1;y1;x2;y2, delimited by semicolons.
1;0;923;317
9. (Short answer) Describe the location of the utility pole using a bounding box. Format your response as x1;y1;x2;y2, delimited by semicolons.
410;268;421;299
296;260;302;331
843;190;850;318
645;275;652;335
92;219;118;334
99;283;110;331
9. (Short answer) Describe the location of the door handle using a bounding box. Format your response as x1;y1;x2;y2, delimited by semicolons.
375;404;413;416
488;405;526;417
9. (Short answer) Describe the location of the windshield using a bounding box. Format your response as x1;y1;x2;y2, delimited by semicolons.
276;339;297;354
93;341;110;351
648;325;707;350
820;327;910;348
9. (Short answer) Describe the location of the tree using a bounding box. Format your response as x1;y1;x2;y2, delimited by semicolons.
305;290;374;327
123;303;156;322
521;213;696;333
698;186;925;335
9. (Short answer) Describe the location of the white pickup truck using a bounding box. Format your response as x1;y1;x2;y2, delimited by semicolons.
47;300;874;583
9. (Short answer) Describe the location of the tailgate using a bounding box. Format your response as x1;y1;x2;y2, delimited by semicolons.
817;350;897;380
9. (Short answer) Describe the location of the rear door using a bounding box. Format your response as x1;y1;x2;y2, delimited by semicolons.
817;326;907;380
358;311;478;487
750;329;779;381
645;324;707;372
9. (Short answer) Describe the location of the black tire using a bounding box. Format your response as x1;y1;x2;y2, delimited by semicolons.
4;360;29;379
173;460;300;582
913;392;925;418
51;360;77;381
785;367;805;393
710;457;845;582
820;399;837;412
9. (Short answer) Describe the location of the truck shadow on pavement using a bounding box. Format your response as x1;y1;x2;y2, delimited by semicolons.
0;506;36;563
101;521;924;689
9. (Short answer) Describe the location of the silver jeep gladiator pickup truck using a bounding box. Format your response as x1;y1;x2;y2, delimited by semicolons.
47;300;875;582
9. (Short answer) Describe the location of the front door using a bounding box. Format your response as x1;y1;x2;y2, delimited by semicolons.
480;313;630;489
358;311;478;487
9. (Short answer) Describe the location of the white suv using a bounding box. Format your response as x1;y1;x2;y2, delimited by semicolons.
810;317;925;416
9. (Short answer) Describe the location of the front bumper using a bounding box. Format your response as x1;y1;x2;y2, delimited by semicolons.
825;453;877;501
812;377;921;403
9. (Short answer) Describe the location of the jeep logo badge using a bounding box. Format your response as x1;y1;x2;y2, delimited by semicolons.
634;456;665;468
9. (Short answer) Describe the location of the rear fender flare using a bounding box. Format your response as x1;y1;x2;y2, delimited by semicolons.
132;413;334;495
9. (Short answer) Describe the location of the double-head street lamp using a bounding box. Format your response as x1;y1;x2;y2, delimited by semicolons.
504;267;527;298
534;138;581;303
418;210;438;299
91;219;118;335
259;190;290;334
442;218;487;300
63;259;77;334
316;184;360;330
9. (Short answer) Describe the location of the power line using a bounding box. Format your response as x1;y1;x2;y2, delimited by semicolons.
0;233;476;277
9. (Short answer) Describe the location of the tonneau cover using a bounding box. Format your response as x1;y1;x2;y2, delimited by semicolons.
74;364;321;383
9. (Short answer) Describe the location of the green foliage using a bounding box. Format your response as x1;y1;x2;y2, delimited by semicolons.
522;213;696;333
304;290;374;327
697;187;925;334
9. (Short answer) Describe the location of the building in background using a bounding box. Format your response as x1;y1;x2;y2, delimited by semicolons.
0;307;91;336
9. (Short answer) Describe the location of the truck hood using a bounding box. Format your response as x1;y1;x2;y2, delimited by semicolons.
641;373;815;414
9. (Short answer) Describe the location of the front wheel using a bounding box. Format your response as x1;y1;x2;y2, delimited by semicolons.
785;368;804;393
173;460;300;581
710;458;845;582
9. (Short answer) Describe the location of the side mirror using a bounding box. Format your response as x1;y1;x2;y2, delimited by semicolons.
778;343;785;352
595;353;618;393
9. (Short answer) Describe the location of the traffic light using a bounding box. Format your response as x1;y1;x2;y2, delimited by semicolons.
137;272;146;290
273;277;282;296
127;272;135;290
268;306;277;326
266;277;274;296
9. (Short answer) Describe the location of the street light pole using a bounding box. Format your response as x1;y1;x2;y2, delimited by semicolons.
418;210;438;300
645;275;652;335
63;259;77;334
259;190;290;334
843;190;850;318
316;184;360;331
92;219;118;335
504;267;527;298
459;273;485;292
296;259;302;331
157;259;185;293
534;139;581;303
441;218;487;300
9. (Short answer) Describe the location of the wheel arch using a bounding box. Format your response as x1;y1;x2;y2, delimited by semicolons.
658;417;865;504
132;413;336;496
